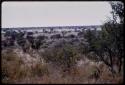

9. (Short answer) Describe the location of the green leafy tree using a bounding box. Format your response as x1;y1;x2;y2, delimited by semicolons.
84;1;124;75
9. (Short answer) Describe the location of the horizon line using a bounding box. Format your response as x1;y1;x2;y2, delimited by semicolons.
2;25;102;29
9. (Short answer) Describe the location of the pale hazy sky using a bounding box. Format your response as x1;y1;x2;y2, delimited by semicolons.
2;1;112;28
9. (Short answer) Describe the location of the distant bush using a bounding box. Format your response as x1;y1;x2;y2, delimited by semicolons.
66;34;76;38
37;35;48;41
27;32;33;35
26;35;47;50
50;34;62;39
26;35;34;45
77;32;84;37
2;38;15;48
4;30;12;37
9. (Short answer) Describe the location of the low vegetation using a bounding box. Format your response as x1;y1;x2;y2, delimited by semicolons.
2;49;49;83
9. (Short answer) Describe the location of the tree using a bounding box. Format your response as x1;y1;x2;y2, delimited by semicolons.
106;1;124;73
84;1;124;75
100;1;124;74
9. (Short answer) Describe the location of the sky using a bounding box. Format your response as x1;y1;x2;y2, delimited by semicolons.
2;1;112;28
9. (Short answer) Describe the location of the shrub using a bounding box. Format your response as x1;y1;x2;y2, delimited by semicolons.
66;34;76;38
50;34;62;39
27;32;33;35
42;43;80;69
37;35;47;41
77;32;84;37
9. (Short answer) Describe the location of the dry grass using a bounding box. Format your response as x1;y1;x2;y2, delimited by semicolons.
2;49;49;84
2;49;123;84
